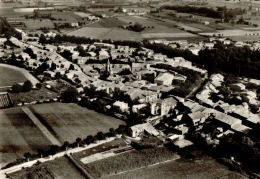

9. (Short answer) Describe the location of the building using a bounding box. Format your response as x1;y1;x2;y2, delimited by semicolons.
129;123;159;138
154;72;174;86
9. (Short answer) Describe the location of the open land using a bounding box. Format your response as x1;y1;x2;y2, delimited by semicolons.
29;103;126;143
0;107;51;166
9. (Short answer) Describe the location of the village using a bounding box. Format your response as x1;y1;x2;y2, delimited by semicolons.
0;24;259;178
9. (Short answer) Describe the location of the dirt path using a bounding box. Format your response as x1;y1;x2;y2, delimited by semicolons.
21;106;61;146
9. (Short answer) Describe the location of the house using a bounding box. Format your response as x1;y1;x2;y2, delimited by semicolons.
113;101;129;113
129;123;159;138
154;72;174;86
99;50;110;60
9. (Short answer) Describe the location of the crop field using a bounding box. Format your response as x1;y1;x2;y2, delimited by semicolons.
9;156;85;179
105;155;247;179
0;107;51;166
30;103;126;143
89;17;127;28
24;19;54;30
10;87;58;106
85;146;179;178
67;26;143;41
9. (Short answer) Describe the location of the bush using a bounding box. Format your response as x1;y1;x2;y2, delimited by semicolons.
11;83;23;93
22;80;33;92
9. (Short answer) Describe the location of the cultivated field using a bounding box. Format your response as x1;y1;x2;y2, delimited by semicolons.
0;107;51;166
85;146;179;178
30;103;126;143
9;156;85;179
0;64;39;87
67;26;142;41
105;155;247;179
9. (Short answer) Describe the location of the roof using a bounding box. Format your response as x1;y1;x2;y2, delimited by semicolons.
174;139;193;148
130;123;159;136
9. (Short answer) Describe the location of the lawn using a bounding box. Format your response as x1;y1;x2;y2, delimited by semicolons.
30;103;126;144
0;65;28;87
0;107;52;166
9;156;85;179
105;155;247;179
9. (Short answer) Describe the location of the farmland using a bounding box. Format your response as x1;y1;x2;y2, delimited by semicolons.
0;107;51;166
9;156;85;179
85;146;179;178
105;155;247;179
30;103;126;143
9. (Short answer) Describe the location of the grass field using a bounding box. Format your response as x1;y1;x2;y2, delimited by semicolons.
105;155;247;179
9;156;85;179
0;107;51;166
0;64;39;87
30;103;126;143
0;66;28;87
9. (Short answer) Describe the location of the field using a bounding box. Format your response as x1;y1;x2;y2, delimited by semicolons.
10;87;58;106
30;103;126;143
0;64;39;87
0;107;51;166
9;156;85;179
24;19;54;30
105;155;247;179
0;65;28;87
85;146;179;178
67;26;143;41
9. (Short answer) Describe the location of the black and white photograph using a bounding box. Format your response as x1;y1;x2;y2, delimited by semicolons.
0;0;259;178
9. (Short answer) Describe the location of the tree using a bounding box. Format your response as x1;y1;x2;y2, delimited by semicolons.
69;64;75;71
50;62;57;71
97;132;105;140
23;152;31;162
109;128;116;136
22;80;33;92
76;137;82;148
85;135;94;144
36;83;42;89
63;141;69;151
11;83;23;93
60;87;78;103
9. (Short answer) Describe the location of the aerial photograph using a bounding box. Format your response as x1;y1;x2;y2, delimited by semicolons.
0;0;259;178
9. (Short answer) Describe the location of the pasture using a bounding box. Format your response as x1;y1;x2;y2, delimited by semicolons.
0;107;51;166
30;103;126;143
